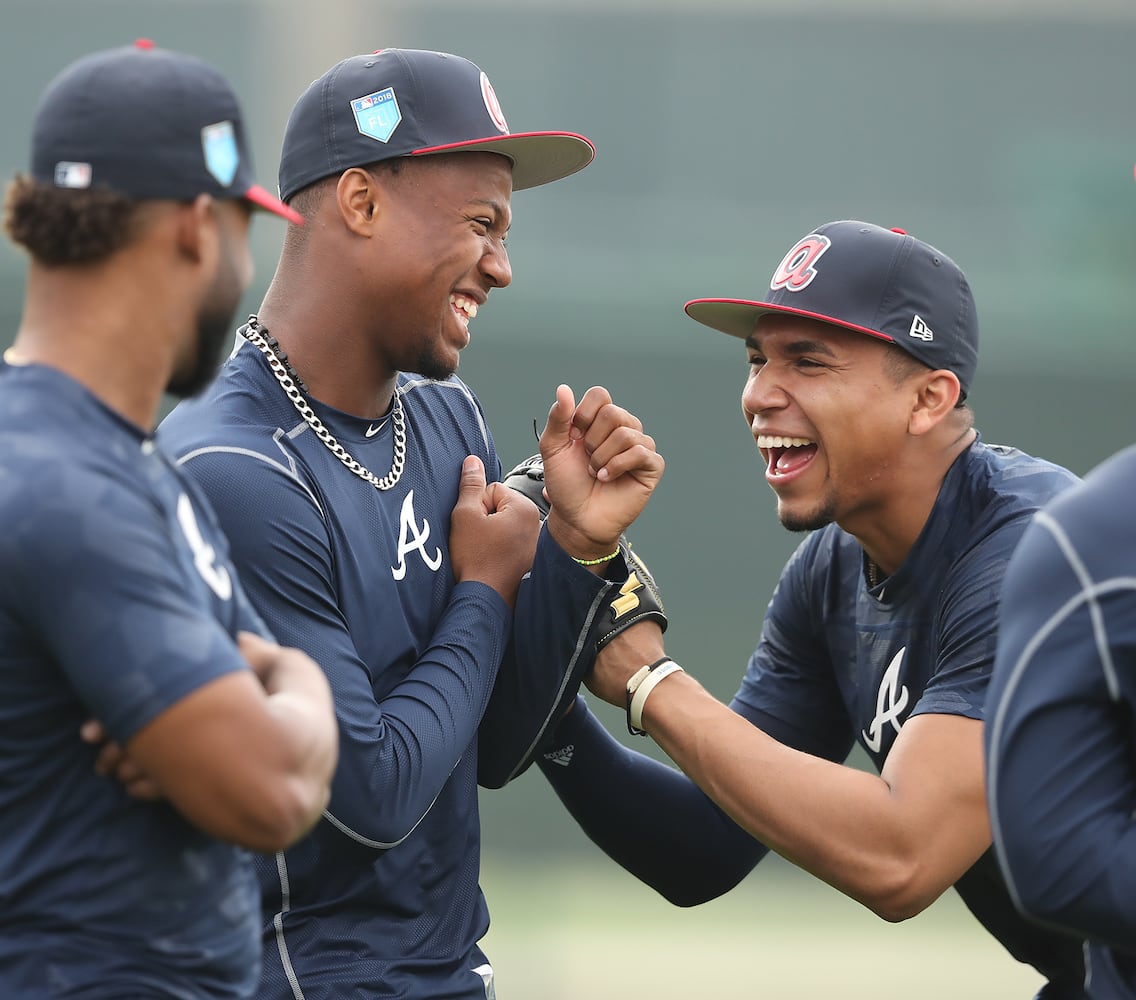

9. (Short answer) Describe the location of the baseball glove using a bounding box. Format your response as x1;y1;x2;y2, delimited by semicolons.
501;454;667;649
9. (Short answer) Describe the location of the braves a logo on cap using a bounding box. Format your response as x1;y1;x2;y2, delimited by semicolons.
770;234;832;292
202;121;239;187
352;88;402;143
480;72;509;133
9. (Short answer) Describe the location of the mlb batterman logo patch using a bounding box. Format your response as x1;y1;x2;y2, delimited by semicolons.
352;88;402;143
53;161;92;189
201;121;239;187
770;233;832;292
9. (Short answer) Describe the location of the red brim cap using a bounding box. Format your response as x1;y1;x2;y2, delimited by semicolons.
684;297;896;345
412;130;595;191
245;183;304;225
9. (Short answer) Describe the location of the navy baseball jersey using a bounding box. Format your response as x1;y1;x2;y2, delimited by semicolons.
158;335;612;1000
540;439;1088;997
988;444;1136;999
0;362;266;998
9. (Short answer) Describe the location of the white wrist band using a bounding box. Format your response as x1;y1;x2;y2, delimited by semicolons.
626;658;684;736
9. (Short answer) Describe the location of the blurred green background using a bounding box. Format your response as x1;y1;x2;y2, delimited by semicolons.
3;1;1134;994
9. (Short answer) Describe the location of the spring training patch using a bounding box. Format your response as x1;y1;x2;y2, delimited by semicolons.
352;88;402;143
201;121;239;187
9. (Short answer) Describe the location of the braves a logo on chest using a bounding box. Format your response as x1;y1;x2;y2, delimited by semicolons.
861;646;910;754
391;489;443;580
176;493;233;601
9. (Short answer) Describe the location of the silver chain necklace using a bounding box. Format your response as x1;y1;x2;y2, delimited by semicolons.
243;314;407;491
867;558;887;589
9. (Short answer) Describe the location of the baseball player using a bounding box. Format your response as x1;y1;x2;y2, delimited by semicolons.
157;48;664;999
535;221;1088;998
984;170;1136;999
0;42;338;997
986;448;1136;999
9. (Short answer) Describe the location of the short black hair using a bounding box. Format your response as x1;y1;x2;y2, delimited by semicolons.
282;158;406;256
883;343;969;408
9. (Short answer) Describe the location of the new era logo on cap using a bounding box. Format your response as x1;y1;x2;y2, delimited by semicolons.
909;315;934;342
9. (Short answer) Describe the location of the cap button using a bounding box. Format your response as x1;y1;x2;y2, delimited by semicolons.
890;227;907;235
134;38;155;50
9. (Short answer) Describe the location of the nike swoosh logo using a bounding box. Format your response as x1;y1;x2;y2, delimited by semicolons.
365;423;383;438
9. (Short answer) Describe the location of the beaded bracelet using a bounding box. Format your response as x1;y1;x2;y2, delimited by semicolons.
571;548;621;566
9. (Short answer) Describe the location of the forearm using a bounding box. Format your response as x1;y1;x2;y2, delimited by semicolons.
328;581;512;845
478;527;615;787
539;697;766;905
643;675;989;920
996;802;1136;951
259;652;338;831
988;695;1136;949
126;668;337;854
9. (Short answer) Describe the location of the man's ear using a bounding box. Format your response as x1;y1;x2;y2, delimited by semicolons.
908;369;962;436
335;167;383;236
173;194;217;266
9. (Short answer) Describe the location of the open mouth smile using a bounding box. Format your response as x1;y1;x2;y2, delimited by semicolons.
450;294;479;327
757;434;818;479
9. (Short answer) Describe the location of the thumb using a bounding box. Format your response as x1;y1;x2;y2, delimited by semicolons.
459;455;487;496
540;384;577;455
237;631;277;669
80;719;107;743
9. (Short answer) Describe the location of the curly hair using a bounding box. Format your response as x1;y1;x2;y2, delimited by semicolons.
3;175;140;266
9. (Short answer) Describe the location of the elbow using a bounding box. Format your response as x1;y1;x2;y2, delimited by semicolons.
1011;884;1065;928
868;897;930;924
659;885;721;908
653;870;748;909
859;860;944;923
321;798;431;849
225;777;332;853
242;742;338;852
1002;854;1078;929
477;763;511;790
993;824;1080;928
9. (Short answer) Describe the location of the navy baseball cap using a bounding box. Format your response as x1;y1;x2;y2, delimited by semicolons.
277;48;596;202
685;220;979;397
30;39;302;224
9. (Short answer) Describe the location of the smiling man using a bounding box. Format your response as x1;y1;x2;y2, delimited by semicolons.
157;47;664;1000
535;220;1090;998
